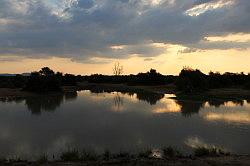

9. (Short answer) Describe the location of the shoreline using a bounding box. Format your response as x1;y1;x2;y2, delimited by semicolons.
1;155;250;166
0;82;250;101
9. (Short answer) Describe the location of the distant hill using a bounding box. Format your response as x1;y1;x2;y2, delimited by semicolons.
21;73;31;76
0;73;30;76
0;74;16;76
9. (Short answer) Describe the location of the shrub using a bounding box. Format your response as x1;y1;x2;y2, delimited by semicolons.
176;67;208;93
103;150;111;161
162;146;182;158
81;150;98;161
37;153;48;163
137;149;152;159
193;147;230;157
60;149;81;162
24;68;62;93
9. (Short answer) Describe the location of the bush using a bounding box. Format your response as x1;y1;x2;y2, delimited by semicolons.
37;153;48;163
137;149;152;158
24;71;61;93
193;147;230;157
176;67;208;93
60;149;81;162
162;146;182;158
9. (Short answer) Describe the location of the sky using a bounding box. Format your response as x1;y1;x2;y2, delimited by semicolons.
0;0;249;75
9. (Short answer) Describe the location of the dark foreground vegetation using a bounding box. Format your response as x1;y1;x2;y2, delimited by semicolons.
0;67;249;93
0;146;238;165
1;147;249;166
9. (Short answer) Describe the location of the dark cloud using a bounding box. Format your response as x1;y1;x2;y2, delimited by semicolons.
0;0;249;62
77;0;94;9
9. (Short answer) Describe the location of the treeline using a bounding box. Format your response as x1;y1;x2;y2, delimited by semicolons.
0;67;249;93
88;69;176;85
0;67;83;93
176;67;250;93
86;68;250;92
24;67;85;93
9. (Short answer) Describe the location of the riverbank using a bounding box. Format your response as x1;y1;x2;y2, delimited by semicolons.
1;155;250;166
78;82;250;100
0;86;79;99
0;82;250;101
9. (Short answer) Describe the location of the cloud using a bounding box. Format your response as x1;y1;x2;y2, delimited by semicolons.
77;0;94;9
185;0;234;16
178;48;199;54
144;58;154;61
0;0;249;62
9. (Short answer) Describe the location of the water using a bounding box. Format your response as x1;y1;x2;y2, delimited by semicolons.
0;90;249;159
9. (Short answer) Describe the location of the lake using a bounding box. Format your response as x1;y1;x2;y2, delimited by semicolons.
0;90;249;159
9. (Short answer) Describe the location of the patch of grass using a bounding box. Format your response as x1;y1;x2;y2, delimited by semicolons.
0;156;7;163
113;151;131;160
162;146;183;158
60;148;99;162
37;153;48;163
81;149;99;161
194;147;230;157
60;149;81;162
8;155;26;162
103;150;111;161
194;147;211;157
137;149;152;159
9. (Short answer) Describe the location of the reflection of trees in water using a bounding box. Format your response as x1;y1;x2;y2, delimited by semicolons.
25;95;64;115
176;100;205;117
64;91;77;101
88;87;165;105
0;92;78;115
0;97;24;103
113;92;124;111
175;96;248;117
135;92;164;105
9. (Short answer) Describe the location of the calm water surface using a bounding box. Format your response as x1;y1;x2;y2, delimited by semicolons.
0;90;250;159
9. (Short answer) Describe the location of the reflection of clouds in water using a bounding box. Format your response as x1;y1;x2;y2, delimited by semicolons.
205;101;246;108
13;143;32;159
47;136;74;156
0;126;10;139
152;97;181;113
185;136;210;148
201;101;250;124
79;90;138;104
79;90;167;113
80;91;181;113
185;136;227;151
224;101;244;107
78;90;165;106
204;111;250;124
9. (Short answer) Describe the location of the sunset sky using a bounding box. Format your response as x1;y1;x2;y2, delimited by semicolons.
0;0;249;75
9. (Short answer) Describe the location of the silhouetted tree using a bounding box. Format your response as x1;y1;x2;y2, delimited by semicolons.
113;62;123;76
176;67;208;93
40;67;55;76
24;67;61;93
63;74;77;86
